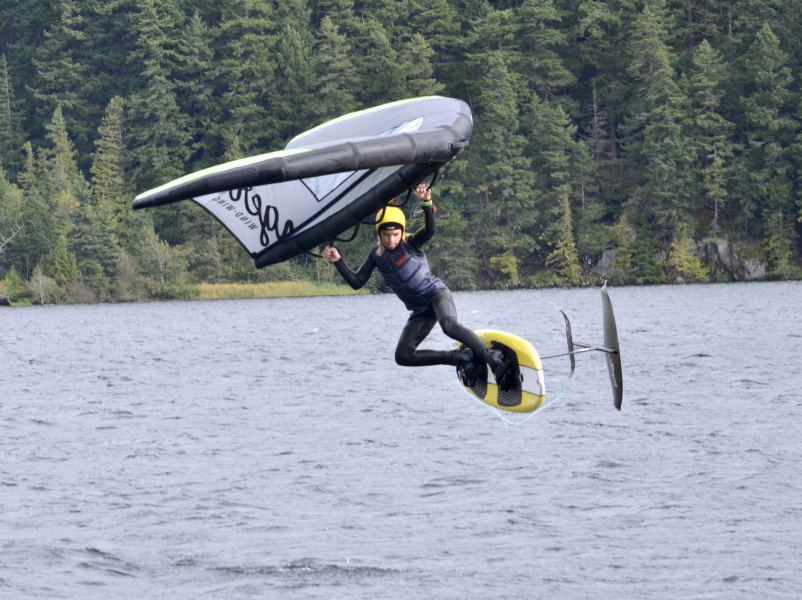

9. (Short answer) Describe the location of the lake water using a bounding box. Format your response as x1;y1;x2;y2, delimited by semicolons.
1;282;801;599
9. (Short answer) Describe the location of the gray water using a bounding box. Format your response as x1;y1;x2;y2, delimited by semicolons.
1;282;801;599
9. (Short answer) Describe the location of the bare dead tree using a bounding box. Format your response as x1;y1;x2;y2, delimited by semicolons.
0;222;22;253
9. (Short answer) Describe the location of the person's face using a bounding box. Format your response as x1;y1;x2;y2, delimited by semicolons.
379;228;403;251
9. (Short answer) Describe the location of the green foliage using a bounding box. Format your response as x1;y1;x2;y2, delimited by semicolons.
312;16;358;122
1;266;26;300
50;235;80;286
0;0;800;304
666;228;709;283
545;193;581;286
0;54;23;173
687;40;734;234
611;212;637;285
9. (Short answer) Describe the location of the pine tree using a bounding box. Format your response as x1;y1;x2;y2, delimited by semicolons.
611;211;636;284
546;192;581;285
46;105;77;198
469;53;536;286
71;202;120;296
5;189;55;280
214;0;278;157
361;0;413;35
352;18;404;106
271;23;315;141
312;16;358;122
90;96;129;246
527;95;594;252
51;234;80;286
17;142;36;193
687;40;734;235
664;0;733;50
624;0;693;242
0;54;23;174
407;0;461;57
30;0;92;153
127;0;192;189
513;0;574;100
0;167;24;271
737;24;796;274
398;33;445;97
666;226;709;283
631;211;666;284
313;0;358;33
575;0;641;163
173;11;217;164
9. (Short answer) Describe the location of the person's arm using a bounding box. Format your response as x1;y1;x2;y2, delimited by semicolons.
323;246;375;289
407;203;435;249
408;184;435;249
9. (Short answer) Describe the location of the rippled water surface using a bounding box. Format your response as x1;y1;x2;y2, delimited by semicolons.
2;282;801;599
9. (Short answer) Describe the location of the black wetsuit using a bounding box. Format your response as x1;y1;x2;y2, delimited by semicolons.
333;205;488;367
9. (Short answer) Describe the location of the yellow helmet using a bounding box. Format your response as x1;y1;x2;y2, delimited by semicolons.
375;206;406;233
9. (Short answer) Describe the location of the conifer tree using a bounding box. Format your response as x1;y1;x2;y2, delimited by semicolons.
51;234;80;286
173;11;217;164
30;0;92;152
665;0;732;49
90;96;129;245
575;0;640;163
514;0;574;100
361;0;413;34
271;23;315;141
611;211;636;284
407;0;461;56
0;167;23;270
624;0;693;241
312;16;358;122
46;106;77;198
546;192;581;285
469;53;536;286
127;0;192;189
631;211;666;284
0;54;23;174
666;225;709;283
5;188;55;280
687;40;734;235
313;0;358;33
527;96;594;252
71;202;120;296
214;0;278;158
737;24;796;275
352;18;404;106
17;142;36;193
399;34;445;97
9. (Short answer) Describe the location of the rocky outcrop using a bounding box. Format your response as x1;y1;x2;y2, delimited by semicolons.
701;238;766;281
589;239;769;282
0;296;10;306
590;249;617;279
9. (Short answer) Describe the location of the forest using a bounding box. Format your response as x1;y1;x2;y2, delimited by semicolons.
1;0;801;304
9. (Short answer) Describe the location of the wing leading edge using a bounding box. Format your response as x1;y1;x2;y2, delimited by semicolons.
132;96;473;267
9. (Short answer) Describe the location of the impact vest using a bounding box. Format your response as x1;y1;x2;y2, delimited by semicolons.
373;240;445;311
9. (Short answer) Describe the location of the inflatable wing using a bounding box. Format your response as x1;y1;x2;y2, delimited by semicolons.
133;96;473;267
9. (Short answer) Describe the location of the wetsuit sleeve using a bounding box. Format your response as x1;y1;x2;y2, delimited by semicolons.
408;204;435;249
334;251;376;289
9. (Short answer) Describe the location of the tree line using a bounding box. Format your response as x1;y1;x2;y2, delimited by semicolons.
1;0;801;303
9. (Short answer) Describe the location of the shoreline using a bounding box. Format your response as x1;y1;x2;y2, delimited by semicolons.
3;277;801;308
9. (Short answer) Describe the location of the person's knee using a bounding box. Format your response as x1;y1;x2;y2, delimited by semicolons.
395;345;415;366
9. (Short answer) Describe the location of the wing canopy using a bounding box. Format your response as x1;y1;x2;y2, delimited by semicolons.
133;96;473;267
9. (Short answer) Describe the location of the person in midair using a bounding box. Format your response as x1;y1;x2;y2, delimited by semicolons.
322;184;511;388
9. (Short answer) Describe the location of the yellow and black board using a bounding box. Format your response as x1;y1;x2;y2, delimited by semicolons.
458;329;545;413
